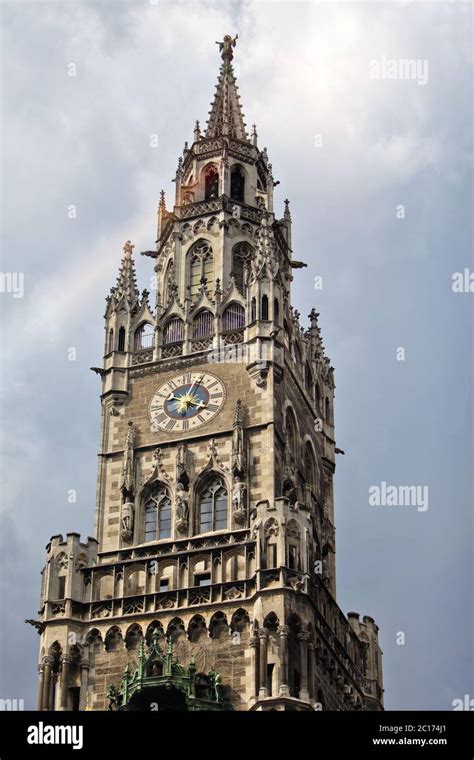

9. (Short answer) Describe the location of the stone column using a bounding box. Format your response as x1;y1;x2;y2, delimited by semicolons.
37;664;45;711
249;636;259;702
42;657;53;711
258;628;269;698
79;659;90;711
48;671;57;711
308;639;315;702
298;631;310;701
59;655;71;711
278;625;289;696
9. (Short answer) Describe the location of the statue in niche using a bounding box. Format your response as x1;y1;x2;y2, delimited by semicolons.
232;476;247;526
120;502;134;542
175;483;189;533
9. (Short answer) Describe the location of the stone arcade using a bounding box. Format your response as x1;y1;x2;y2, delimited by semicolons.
30;36;384;712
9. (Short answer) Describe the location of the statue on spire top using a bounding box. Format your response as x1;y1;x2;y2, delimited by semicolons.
216;34;238;62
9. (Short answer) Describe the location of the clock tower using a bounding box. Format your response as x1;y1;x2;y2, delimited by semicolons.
32;36;384;712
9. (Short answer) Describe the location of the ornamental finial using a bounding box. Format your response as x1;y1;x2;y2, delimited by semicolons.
215;34;238;62
123;240;134;255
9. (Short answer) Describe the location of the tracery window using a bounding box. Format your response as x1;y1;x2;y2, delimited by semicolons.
198;477;228;533
134;322;154;350
144;485;172;542
189;241;214;298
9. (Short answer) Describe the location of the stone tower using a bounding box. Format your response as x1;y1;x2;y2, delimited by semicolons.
31;36;383;712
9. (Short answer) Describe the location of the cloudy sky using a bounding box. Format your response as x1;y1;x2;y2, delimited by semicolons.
0;0;472;710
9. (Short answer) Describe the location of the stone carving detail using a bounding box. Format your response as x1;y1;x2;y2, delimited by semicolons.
55;552;68;571
175;483;190;534
231;399;246;476
232;476;247;527
120;421;136;542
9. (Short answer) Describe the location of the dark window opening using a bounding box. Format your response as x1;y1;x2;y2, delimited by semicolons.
230;165;245;203
205;167;219;201
195;573;211;587
267;543;277;568
251;297;256;322
68;687;80;712
57;576;66;599
118;327;126;352
273;298;280;324
267;664;275;697
288;545;299;571
159;578;169;592
261;295;269;320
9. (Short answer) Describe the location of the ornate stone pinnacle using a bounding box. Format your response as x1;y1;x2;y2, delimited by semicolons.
123;240;134;255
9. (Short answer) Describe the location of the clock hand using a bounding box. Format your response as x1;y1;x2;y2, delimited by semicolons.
187;374;204;398
187;399;207;410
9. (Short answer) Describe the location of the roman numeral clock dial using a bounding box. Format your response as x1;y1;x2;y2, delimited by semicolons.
149;372;226;433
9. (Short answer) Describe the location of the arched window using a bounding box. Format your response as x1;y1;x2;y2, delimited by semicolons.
192;310;214;339
118;326;126;352
231;243;251;294
107;329;114;353
163;259;175;303
134;322;154;350
230;165;245;203
305;363;313;393
261;294;269;320
204;165;219;201
144;485;172;542
198;477;228;533
163;317;184;345
304;443;316;489
315;382;321;411
222;303;245;332
294;342;302;365
274;298;280;325
325;397;330;422
189;240;214;298
251;297;257;322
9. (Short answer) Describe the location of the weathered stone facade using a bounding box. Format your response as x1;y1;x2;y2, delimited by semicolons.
31;36;383;712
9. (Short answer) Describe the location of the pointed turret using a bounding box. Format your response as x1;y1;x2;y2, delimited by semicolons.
206;35;247;141
113;240;140;311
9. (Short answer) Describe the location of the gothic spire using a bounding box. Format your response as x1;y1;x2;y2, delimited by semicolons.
206;35;247;141
112;240;140;309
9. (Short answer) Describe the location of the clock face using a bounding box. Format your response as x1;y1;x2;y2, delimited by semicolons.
149;371;226;433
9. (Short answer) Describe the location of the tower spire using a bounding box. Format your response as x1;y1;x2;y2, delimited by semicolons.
206;35;247;141
112;240;140;309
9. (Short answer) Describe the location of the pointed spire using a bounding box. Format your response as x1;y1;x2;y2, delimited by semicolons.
206;35;247;141
113;241;140;309
194;120;201;142
251;123;258;146
284;199;291;220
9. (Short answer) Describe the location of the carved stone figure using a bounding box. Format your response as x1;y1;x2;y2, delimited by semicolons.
120;501;134;541
232;476;246;525
175;483;189;533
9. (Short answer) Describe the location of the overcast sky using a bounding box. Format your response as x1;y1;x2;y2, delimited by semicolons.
0;0;472;710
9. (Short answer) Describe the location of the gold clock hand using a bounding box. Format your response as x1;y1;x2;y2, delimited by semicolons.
187;399;207;409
